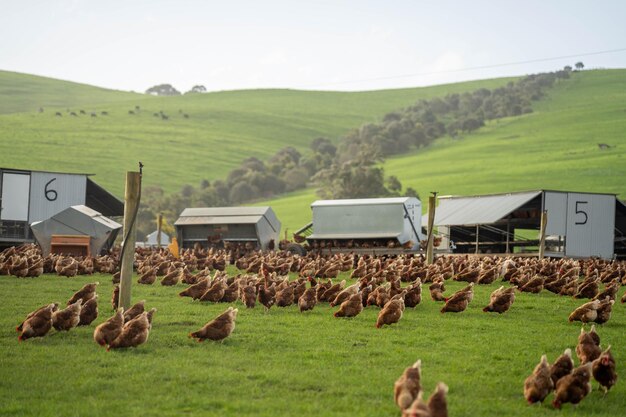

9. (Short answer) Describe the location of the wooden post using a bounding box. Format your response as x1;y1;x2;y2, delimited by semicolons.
426;194;437;265
538;210;548;260
119;171;141;310
475;225;480;255
157;213;163;248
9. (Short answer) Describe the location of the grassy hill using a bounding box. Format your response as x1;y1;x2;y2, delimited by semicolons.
0;71;513;196
0;70;140;115
261;69;626;233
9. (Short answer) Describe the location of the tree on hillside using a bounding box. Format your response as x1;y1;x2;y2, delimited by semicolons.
186;85;207;94
575;62;584;71
563;65;572;72
145;84;181;96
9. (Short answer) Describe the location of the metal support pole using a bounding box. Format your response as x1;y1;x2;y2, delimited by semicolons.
426;193;437;265
475;225;480;255
119;171;141;310
539;210;548;260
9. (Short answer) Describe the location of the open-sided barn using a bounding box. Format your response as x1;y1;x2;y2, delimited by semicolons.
428;190;626;259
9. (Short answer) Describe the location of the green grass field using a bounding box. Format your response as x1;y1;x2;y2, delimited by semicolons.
0;70;513;196
1;270;624;417
261;70;626;233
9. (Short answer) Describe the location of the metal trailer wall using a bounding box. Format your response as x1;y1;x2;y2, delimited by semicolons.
544;191;615;258
0;172;31;221
29;172;87;223
564;193;615;259
0;170;87;223
310;198;423;248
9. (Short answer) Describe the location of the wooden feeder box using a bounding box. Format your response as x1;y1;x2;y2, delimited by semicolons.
50;234;91;257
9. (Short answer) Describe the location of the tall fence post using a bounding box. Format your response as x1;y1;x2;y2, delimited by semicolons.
157;213;163;249
119;171;141;310
538;210;548;260
426;193;437;265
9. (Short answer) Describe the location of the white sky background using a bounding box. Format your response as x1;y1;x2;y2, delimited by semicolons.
1;0;625;93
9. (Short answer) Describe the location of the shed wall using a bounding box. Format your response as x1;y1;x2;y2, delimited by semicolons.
29;172;86;223
0;172;30;221
565;193;614;259
544;191;567;235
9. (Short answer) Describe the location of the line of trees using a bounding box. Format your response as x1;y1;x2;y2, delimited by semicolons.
136;68;572;238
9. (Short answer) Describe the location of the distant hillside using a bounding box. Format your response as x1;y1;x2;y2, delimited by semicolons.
0;70;140;114
261;69;626;233
0;71;513;196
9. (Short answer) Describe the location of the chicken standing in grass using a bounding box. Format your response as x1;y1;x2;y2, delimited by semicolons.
16;303;58;333
523;354;554;404
441;283;473;313
550;348;574;386
394;359;422;410
108;311;151;350
552;362;592;409
376;295;405;328
429;278;446;301
93;308;124;347
592;345;617;393
111;285;119;310
67;282;98;305
52;299;82;331
333;293;363;318
189;306;238;342
18;303;56;341
594;297;615;324
179;278;210;300
568;299;600;323
483;286;515;314
427;382;449;417
78;296;98;326
123;300;146;322
298;286;317;312
576;327;601;364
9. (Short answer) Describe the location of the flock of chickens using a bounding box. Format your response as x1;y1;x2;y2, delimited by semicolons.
5;243;626;414
524;325;616;408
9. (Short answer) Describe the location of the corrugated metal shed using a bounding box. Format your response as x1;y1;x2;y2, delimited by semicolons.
175;206;281;250
309;197;423;248
433;191;541;226
30;205;121;255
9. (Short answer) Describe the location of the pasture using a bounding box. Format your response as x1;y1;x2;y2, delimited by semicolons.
2;267;624;417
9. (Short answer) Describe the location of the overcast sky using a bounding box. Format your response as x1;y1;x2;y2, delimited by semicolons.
1;0;625;93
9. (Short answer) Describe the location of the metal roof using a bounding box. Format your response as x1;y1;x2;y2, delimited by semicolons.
432;191;542;226
174;215;264;226
178;206;272;217
312;197;417;207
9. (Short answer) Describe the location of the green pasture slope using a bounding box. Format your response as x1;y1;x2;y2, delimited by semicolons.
0;70;512;196
1;271;624;417
262;69;626;233
0;70;140;115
